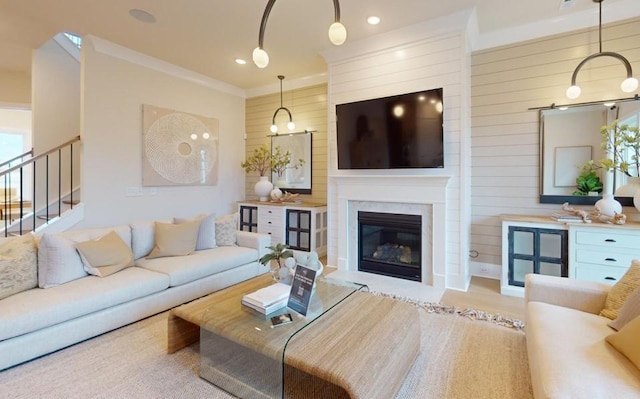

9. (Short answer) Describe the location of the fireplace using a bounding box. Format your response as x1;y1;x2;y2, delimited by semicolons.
358;211;422;282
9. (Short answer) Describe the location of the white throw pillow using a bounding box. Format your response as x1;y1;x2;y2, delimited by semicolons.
38;225;132;288
216;213;238;246
0;234;38;300
174;213;216;250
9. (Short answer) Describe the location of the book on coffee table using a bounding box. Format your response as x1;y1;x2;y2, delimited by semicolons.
242;282;290;314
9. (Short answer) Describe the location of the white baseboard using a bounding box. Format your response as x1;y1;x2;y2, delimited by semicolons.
469;261;501;280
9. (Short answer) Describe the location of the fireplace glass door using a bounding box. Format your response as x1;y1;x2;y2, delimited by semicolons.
358;211;421;281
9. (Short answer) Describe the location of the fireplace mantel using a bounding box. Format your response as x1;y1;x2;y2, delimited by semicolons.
331;174;451;289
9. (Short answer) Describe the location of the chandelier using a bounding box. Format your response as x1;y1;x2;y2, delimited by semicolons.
252;0;347;68
566;0;638;99
270;75;295;134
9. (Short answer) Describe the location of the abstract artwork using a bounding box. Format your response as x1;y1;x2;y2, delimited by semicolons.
142;104;219;186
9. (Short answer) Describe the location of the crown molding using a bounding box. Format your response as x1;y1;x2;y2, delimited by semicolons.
245;73;328;98
472;0;640;51
85;35;245;98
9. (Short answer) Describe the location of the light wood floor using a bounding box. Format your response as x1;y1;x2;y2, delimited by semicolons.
441;277;525;320
320;257;525;320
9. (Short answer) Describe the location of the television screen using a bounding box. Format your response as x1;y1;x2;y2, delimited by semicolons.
336;88;444;169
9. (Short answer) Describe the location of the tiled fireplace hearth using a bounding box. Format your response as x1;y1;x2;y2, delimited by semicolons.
333;175;450;289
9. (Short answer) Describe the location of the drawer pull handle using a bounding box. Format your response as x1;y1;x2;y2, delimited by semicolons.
605;277;617;281
268;221;272;224
268;232;272;235
605;258;617;262
604;239;616;243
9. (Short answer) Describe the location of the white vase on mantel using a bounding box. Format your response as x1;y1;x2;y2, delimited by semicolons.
254;176;273;202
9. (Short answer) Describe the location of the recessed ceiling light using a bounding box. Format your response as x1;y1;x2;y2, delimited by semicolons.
129;9;156;23
367;16;381;25
235;58;247;65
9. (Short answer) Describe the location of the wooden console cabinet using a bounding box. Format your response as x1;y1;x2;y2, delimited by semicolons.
501;215;640;297
238;201;328;256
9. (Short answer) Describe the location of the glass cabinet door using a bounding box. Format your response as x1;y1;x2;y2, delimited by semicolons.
508;226;567;287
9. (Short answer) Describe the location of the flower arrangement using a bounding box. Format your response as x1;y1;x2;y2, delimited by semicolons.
241;145;272;177
258;243;294;268
598;120;640;177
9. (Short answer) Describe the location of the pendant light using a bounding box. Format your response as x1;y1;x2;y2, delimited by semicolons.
566;0;638;99
270;75;295;134
252;0;347;68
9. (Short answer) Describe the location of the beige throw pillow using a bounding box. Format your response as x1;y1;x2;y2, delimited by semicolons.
600;260;640;320
147;220;199;259
76;231;135;277
174;213;216;250
606;315;640;370
0;234;38;300
609;286;640;331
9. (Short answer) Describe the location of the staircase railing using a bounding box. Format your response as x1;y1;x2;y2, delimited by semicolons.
1;136;80;237
0;149;33;170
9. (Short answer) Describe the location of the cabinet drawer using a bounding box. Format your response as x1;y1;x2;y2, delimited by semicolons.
258;206;283;219
575;231;640;250
575;249;637;269
575;264;627;284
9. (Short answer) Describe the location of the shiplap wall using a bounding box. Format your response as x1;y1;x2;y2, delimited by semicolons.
244;84;328;204
325;23;472;290
470;17;640;272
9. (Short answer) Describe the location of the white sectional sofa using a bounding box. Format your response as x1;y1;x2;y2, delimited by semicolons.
0;216;270;371
525;274;640;398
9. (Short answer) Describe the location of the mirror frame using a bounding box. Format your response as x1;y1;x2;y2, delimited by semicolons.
537;96;639;206
270;131;313;195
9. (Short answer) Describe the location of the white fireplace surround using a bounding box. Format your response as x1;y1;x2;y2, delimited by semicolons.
333;175;451;289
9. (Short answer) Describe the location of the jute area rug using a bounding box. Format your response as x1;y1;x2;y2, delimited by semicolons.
0;300;532;399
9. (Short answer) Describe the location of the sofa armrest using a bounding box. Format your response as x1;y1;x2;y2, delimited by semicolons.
236;231;272;259
524;274;610;315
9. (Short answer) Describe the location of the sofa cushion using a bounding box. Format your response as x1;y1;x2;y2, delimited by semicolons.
0;266;169;341
607;315;640;370
76;231;135;277
130;219;172;260
147;220;200;259
215;213;238;246
526;301;640;398
600;260;640;320
136;245;258;287
609;286;640;331
38;225;132;288
174;213;217;250
0;234;37;300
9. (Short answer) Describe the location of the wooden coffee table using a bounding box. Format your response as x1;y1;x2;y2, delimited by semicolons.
167;274;420;399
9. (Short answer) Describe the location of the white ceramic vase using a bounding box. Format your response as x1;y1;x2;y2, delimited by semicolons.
254;176;273;202
594;194;622;217
615;176;640;212
270;186;283;200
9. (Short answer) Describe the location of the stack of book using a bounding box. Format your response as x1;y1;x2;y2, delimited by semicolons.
550;212;591;223
241;283;290;314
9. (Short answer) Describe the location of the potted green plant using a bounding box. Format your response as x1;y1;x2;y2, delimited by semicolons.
259;243;295;283
573;161;603;196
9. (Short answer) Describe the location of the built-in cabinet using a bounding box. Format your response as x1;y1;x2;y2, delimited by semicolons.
238;201;328;256
501;215;640;297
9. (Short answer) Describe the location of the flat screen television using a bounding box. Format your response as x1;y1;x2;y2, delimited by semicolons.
336;88;444;169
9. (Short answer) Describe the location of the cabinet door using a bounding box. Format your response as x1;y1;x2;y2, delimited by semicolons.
286;209;311;252
508;227;567;287
239;206;258;232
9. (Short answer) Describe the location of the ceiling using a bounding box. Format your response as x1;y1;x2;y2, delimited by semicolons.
0;0;637;91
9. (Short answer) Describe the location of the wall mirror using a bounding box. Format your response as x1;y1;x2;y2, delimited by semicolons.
270;131;312;194
539;97;640;205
